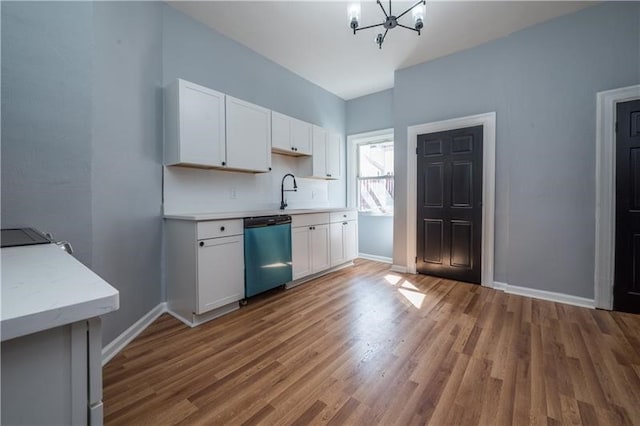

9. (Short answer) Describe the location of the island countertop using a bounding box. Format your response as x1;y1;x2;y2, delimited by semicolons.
1;243;119;341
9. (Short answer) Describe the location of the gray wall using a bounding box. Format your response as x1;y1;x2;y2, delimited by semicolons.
2;1;164;345
91;2;163;345
357;215;393;259
346;89;394;135
393;2;640;298
1;2;94;265
346;89;395;259
2;2;347;345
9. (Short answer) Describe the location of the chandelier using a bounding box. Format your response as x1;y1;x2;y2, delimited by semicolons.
348;0;426;49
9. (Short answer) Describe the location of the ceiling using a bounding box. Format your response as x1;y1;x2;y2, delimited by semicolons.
168;1;593;100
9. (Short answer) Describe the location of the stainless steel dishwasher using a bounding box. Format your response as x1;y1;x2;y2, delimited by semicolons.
244;215;292;299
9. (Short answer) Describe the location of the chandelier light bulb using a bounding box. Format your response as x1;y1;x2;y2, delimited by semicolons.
348;3;361;32
413;4;425;32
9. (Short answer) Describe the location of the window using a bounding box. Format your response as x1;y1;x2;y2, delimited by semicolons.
357;140;394;215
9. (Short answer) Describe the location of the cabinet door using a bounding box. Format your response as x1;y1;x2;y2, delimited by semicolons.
330;222;345;267
176;80;226;167
271;111;292;153
291;118;312;156
226;96;271;172
292;227;311;279
326;132;341;179
344;220;358;261
197;235;244;314
310;224;331;273
312;125;328;178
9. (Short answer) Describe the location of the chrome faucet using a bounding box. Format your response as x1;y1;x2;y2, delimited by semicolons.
280;173;298;210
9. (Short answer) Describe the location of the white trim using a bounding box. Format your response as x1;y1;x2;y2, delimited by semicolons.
390;264;408;273
358;253;393;264
102;302;167;366
168;302;239;328
595;84;640;310
406;112;496;287
286;261;356;289
346;128;394;210
494;281;595;309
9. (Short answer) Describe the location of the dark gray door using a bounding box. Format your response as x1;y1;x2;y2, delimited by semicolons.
614;99;640;313
416;126;483;284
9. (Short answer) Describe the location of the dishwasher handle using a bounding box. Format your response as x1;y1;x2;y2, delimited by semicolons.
244;215;292;228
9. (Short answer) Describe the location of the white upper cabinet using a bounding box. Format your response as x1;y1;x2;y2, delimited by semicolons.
271;111;312;156
271;111;291;153
326;132;341;179
225;96;272;173
310;125;341;180
290;117;312;155
164;79;271;173
311;125;328;178
164;79;226;168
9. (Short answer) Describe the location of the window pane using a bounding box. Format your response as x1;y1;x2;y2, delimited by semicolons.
358;141;394;178
358;177;394;214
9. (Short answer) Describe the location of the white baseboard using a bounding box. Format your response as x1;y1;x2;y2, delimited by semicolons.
390;264;408;273
494;281;595;309
102;302;167;366
286;261;356;289
358;253;392;264
167;303;239;328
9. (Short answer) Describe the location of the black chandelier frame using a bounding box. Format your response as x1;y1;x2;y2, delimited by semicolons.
351;0;427;49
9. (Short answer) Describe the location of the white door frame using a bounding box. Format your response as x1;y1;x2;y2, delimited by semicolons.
406;112;496;287
594;84;640;310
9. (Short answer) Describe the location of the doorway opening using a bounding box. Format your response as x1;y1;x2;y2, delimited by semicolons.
406;112;495;287
595;85;640;310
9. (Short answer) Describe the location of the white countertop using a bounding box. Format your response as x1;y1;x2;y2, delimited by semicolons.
164;207;355;221
1;244;119;341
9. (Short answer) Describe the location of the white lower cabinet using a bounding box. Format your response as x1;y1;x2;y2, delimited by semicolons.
330;213;358;267
291;213;331;280
292;226;311;279
292;223;330;280
166;219;244;326
197;235;244;314
292;211;356;281
310;224;331;272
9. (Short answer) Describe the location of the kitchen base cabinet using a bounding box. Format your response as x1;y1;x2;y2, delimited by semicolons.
166;219;244;327
291;223;330;280
1;318;103;426
292;226;312;279
330;211;358;267
291;212;356;283
291;214;331;280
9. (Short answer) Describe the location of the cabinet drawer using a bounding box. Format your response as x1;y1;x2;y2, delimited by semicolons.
330;211;357;223
197;219;243;239
292;213;330;228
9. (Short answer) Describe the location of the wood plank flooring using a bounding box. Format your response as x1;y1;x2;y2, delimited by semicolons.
103;259;640;425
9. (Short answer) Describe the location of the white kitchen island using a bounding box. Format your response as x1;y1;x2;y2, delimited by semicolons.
1;243;119;426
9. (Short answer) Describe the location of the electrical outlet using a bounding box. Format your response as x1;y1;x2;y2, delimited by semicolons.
230;188;237;199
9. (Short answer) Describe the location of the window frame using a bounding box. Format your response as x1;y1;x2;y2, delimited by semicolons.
347;129;395;217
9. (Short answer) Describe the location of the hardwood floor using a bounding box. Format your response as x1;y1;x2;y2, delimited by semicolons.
103;259;640;425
